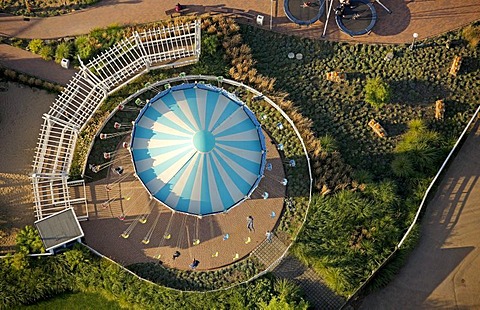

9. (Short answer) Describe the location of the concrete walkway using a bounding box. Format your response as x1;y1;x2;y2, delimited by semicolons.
360;119;480;309
0;44;76;85
0;1;479;44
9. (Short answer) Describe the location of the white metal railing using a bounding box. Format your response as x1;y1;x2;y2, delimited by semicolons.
32;21;201;220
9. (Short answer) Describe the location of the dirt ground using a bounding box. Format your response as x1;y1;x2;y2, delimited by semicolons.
0;82;55;253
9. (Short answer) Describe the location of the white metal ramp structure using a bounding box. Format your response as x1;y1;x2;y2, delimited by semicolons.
32;21;201;220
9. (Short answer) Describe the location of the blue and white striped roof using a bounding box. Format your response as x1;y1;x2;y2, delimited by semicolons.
130;83;266;216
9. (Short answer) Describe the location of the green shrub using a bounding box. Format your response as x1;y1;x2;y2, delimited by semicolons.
364;77;391;110
39;45;54;61
15;225;45;254
27;39;44;54
75;36;94;60
55;42;72;63
202;34;219;55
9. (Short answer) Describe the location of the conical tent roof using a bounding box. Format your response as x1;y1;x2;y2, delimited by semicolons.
130;83;266;216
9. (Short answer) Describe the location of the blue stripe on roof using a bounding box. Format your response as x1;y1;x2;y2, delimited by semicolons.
150;148;193;178
205;90;220;130
210;100;239;132
216;146;261;174
137;168;157;184
215;118;256;138
200;155;212;215
176;155;201;213
208;153;234;210
143;105;162;122
184;88;202;130
160;93;197;132
152;113;193;135
216;140;261;152
212;149;251;194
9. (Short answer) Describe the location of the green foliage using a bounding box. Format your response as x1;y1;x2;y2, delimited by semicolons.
259;296;309;310
319;134;338;154
15;225;45;254
74;36;93;60
0;244;308;309
202;34;219;55
55;42;72;63
392;119;443;178
22;291;124;309
27;39;44;54
364;77;391;110
39;45;54;61
293;191;400;296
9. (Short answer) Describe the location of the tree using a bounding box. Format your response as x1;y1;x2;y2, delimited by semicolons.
364;77;391;110
259;296;309;310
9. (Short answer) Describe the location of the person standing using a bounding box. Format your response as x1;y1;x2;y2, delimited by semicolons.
247;216;255;232
265;230;273;243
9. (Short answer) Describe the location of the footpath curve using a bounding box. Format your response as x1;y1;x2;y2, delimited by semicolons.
0;0;480;43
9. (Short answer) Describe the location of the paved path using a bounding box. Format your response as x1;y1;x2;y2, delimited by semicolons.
360;119;480;309
0;1;479;43
0;44;76;85
272;255;346;309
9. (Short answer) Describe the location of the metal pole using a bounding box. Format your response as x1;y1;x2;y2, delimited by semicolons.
322;0;334;38
270;0;273;30
410;33;418;50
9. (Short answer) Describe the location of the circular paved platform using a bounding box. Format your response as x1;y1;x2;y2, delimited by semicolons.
81;129;285;270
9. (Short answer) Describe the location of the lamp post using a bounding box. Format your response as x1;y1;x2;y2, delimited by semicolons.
410;32;419;50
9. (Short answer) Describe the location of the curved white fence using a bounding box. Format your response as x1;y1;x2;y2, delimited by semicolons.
32;21;201;220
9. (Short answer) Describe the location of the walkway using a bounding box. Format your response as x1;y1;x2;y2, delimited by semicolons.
0;1;479;43
360;119;480;309
0;44;76;85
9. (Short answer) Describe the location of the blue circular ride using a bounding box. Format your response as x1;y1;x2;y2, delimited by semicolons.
284;0;325;26
130;83;267;216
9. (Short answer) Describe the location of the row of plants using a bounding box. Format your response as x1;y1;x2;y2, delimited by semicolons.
0;0;98;17
1;229;308;309
128;258;260;291
0;67;63;93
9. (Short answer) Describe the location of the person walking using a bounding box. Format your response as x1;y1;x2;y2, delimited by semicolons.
265;230;273;243
247;216;255;232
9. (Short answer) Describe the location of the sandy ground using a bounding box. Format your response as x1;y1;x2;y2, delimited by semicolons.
0;82;55;253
